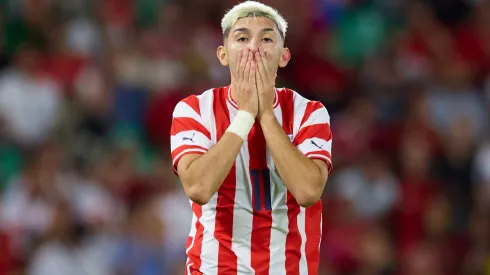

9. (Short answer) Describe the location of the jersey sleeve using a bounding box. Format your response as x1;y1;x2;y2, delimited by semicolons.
170;96;213;174
293;101;333;174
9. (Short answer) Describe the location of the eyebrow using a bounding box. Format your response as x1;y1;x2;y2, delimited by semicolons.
233;28;276;34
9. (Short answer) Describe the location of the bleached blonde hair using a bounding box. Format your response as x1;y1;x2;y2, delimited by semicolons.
221;1;288;40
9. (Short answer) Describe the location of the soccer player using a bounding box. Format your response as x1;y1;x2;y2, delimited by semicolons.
170;1;333;274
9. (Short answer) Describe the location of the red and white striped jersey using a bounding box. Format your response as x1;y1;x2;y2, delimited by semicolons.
170;85;333;275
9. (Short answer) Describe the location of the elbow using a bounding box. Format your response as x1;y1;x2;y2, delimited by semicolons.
187;190;211;205
182;179;213;205
296;192;321;208
186;186;213;205
295;180;325;208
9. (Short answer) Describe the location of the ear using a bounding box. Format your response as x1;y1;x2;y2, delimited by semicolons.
279;47;291;68
217;45;229;66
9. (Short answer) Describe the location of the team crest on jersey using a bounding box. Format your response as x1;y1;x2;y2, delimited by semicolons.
288;134;293;142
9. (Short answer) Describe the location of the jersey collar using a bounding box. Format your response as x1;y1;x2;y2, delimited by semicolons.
226;85;279;110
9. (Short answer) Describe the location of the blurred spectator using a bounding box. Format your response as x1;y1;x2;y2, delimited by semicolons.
399;90;440;156
435;118;478;231
114;29;186;91
334;154;399;220
401;242;444;275
0;141;65;264
322;197;372;274
27;201;114;275
41;19;86;92
420;195;469;274
112;195;172;275
355;226;396;275
63;16;102;58
331;97;376;165
154;155;192;263
474;141;490;212
462;212;490;275
0;44;62;147
360;50;404;124
425;84;487;140
395;131;440;253
394;0;441;83
282;25;347;101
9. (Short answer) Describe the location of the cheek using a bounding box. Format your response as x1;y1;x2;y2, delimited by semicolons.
228;42;244;51
226;45;244;64
263;46;283;62
265;51;282;65
227;43;245;57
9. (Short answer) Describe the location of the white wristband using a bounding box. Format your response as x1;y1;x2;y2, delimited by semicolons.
226;110;255;140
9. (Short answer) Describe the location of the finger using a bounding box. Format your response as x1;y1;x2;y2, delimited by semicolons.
244;53;252;83
263;47;273;61
249;61;256;85
260;46;276;71
233;52;242;79
259;46;266;59
239;48;250;81
258;46;264;63
255;52;268;84
258;47;271;75
255;70;263;92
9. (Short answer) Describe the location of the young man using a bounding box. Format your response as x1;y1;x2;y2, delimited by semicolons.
170;1;333;274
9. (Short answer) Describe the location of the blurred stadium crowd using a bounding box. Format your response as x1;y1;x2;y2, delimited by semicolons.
0;0;489;274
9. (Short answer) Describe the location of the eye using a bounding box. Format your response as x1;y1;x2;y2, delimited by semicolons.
262;38;273;42
237;37;248;42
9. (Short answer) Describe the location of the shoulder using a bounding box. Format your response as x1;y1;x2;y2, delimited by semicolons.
276;87;323;105
173;87;227;113
276;87;329;114
173;87;221;116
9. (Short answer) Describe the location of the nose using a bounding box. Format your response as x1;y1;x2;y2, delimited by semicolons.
248;39;259;54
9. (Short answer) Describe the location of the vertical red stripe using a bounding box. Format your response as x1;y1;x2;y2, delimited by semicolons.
249;122;272;275
305;202;322;275
285;192;301;275
280;89;302;275
213;88;238;274
187;203;204;274
280;89;295;135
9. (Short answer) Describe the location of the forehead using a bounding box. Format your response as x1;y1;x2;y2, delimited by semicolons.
231;16;279;34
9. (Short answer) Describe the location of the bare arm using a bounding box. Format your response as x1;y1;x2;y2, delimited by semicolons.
260;114;329;207
254;46;331;207
177;133;243;205
174;47;258;205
